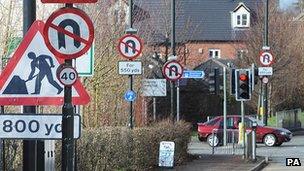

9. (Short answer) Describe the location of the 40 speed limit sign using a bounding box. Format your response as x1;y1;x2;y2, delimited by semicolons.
57;65;78;86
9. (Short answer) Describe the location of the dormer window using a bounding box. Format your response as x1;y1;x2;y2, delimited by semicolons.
232;3;250;28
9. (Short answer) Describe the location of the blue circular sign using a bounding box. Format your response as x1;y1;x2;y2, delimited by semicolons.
124;90;136;102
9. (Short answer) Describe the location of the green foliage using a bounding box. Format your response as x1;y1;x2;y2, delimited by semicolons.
56;120;192;170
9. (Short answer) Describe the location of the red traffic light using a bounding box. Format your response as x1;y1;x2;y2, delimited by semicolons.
239;74;248;81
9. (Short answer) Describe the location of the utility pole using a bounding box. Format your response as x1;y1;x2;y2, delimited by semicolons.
23;1;42;171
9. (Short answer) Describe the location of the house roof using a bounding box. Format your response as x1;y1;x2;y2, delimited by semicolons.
134;0;262;43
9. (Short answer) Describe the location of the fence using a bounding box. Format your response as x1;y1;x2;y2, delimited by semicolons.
276;108;303;130
211;129;255;159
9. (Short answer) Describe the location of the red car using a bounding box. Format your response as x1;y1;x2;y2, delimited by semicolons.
197;115;292;147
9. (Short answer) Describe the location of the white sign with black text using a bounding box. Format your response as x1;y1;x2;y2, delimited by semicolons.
142;79;166;97
118;61;142;75
258;67;273;76
0;114;80;139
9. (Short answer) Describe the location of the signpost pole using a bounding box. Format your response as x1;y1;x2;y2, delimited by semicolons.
176;80;180;121
23;1;39;171
171;0;176;122
261;0;269;125
128;0;134;129
61;4;75;171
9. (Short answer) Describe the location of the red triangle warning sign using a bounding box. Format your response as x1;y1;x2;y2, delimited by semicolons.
0;20;90;105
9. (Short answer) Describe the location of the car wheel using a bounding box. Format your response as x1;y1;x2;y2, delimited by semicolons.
263;134;277;147
207;134;219;147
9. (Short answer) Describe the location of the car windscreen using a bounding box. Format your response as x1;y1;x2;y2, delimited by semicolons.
247;116;264;126
205;117;220;126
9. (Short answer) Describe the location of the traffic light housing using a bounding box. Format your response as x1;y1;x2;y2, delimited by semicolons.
235;69;251;101
208;68;220;95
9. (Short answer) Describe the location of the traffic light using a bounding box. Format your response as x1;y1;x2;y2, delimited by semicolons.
235;69;251;101
209;68;220;94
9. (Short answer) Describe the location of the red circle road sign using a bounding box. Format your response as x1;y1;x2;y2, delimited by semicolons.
56;65;78;86
117;34;143;60
44;7;94;59
162;60;184;81
259;51;274;66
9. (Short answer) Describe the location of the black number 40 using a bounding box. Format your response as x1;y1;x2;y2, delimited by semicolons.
61;72;76;80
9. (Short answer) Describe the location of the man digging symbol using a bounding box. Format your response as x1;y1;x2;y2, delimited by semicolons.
27;52;63;94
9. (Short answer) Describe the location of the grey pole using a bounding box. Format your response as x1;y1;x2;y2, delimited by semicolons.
153;98;156;121
241;101;245;156
176;80;180;121
223;67;227;146
23;1;39;171
252;129;256;161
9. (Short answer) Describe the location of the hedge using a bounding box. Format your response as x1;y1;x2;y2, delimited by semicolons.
56;120;192;170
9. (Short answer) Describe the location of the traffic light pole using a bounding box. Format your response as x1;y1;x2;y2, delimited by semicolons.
241;101;245;157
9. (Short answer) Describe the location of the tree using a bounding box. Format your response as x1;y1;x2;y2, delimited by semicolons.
237;2;304;115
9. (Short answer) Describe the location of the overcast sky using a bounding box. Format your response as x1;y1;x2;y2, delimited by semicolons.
280;0;297;9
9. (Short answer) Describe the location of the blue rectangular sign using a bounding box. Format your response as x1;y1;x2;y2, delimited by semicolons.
182;70;205;79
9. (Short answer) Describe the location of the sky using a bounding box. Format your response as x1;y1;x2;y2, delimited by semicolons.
280;0;297;9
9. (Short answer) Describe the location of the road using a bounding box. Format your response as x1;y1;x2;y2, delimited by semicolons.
259;135;304;171
188;135;304;170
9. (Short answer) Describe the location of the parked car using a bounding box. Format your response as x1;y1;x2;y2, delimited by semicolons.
197;115;292;147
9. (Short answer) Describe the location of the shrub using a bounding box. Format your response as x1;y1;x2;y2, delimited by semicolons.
57;120;192;170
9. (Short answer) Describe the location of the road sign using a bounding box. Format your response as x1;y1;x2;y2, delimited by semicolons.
0;114;80;139
159;141;175;167
262;76;269;84
118;34;143;60
42;0;97;3
118;61;142;75
124;90;136;102
182;70;205;79
0;20;90;105
258;67;273;76
162;60;184;81
75;44;94;76
259;51;274;66
142;79;167;97
44;8;94;59
57;65;78;86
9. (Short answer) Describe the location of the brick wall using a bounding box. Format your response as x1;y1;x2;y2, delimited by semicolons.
155;41;245;69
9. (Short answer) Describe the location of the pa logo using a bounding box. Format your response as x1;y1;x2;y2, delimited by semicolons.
286;158;301;166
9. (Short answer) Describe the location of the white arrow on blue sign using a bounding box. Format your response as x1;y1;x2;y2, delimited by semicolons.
124;90;137;102
182;70;205;79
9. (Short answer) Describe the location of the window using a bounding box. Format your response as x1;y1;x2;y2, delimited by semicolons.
235;13;249;27
232;3;250;28
209;49;221;59
236;49;248;59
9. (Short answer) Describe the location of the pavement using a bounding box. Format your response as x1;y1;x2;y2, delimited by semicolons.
157;154;266;171
157;130;304;171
